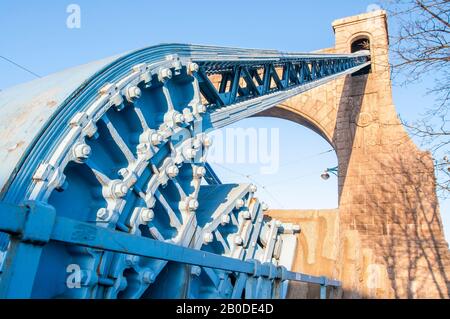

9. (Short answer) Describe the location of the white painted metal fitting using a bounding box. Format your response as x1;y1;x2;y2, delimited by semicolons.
73;143;91;161
142;270;156;284
262;203;269;211
234;236;243;246
203;232;214;244
159;68;172;81
194;166;206;178
241;210;251;220
221;214;230;225
174;112;185;124
188;62;199;73
202;136;213;147
97;208;110;221
191;265;202;277
125;255;139;267
197;104;207;114
184;147;196;159
140;208;155;223
249;184;258;193
166;165;179;178
112;182;128;198
126;86;142;102
187;198;199;211
235;199;245;210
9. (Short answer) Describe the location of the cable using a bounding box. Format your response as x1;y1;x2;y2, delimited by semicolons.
211;162;286;209
0;55;41;78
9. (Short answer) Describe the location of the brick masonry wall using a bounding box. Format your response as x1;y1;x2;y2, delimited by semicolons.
262;10;450;298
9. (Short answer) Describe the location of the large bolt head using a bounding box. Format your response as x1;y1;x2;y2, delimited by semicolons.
191;265;202;277
197;104;206;114
184;148;196;159
234;236;243;246
194;166;206;178
73;143;91;161
142;270;156;284
166;165;179;178
203;232;214;244
235;199;245;210
221;214;230;225
97;208;110;220
125;255;139;266
151;133;163;146
113;182;128;198
126;86;142;101
188;63;199;73
187;199;199;211
159;68;172;81
249;184;258;193
140;208;155;223
262;203;269;211
241;210;251;220
202;136;213;147
174;113;185;124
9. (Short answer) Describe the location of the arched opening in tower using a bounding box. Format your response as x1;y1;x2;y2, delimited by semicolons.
206;117;339;211
351;37;371;76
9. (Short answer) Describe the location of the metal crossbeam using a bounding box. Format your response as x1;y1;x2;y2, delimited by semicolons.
0;201;340;299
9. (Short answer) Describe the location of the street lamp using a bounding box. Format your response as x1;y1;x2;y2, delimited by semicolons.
321;166;338;181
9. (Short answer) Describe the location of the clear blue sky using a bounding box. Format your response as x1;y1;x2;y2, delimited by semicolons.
1;0;448;241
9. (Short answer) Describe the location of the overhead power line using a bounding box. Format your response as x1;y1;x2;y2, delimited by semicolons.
0;55;42;78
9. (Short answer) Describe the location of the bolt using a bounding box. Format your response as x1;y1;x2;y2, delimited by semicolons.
126;86;142;101
184;147;196;159
235;199;245;210
202;136;213;147
221;214;230;225
112;182;128;198
140;208;155;223
166;165;179;178
262;203;269;211
191;266;202;277
192;139;202;149
73;143;91;161
174;113;185;124
151;133;163;146
197;104;206;114
241;210;251;220
97;208;110;220
249;184;257;193
118;168;129;178
194;166;206;178
188;62;199;73
234;236;243;246
187;198;199;211
159;68;172;81
125;255;139;267
292;225;301;233
203;232;214;244
142;270;156;284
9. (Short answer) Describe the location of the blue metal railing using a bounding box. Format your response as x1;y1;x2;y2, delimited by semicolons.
0;201;340;299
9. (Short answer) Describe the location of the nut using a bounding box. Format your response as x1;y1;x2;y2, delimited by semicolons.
235;199;245;210
73;143;91;161
203;232;214;244
166;165;179;178
221;214;230;225
140;208;155;223
126;86;142;101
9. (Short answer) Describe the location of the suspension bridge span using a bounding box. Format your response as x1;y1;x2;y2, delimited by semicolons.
0;9;449;299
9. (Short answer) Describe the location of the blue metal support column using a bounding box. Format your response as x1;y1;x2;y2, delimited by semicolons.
0;202;55;298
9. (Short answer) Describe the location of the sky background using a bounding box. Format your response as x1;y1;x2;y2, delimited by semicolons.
0;0;448;242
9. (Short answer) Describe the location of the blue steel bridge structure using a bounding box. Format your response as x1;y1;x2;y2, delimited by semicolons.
0;44;370;299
